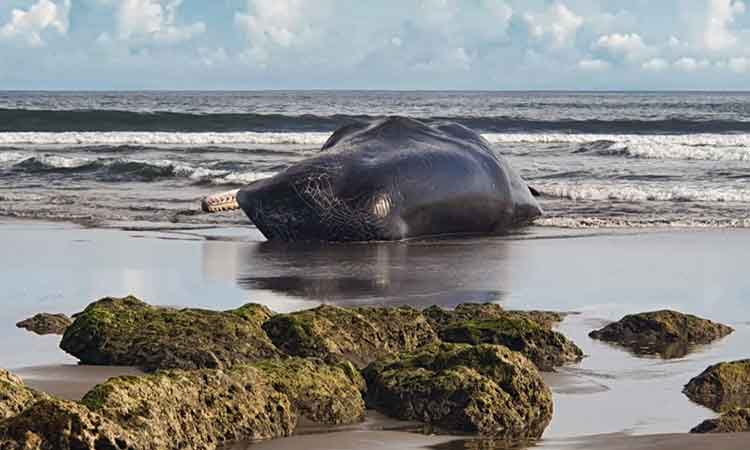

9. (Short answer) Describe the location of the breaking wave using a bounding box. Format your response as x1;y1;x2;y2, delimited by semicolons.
538;182;750;203
3;131;750;162
3;153;278;184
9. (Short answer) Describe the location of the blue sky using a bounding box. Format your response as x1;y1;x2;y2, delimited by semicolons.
2;0;750;90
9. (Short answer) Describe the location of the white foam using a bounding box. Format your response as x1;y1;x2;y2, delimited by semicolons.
0;151;30;164
539;182;750;203
481;133;750;147
4;131;750;162
537;216;750;229
484;133;750;161
620;143;750;161
34;155;93;168
211;171;278;185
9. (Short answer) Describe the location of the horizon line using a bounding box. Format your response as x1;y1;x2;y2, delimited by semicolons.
3;88;750;93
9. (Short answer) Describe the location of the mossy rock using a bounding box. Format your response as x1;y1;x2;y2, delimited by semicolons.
684;360;750;412
16;313;72;335
81;365;295;448
424;303;567;330
362;343;553;439
252;358;366;424
60;296;282;371
0;369;47;420
691;408;750;433
0;398;139;450
589;310;734;358
424;304;582;371
262;304;439;368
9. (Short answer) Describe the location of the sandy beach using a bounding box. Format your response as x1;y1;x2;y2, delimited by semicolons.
2;219;748;449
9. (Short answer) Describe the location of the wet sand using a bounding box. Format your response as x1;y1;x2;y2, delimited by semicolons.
2;219;750;449
15;365;142;401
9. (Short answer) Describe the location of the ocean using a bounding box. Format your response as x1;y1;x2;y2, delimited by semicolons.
2;90;749;229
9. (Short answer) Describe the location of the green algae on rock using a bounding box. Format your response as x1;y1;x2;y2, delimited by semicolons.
691;408;750;433
60;295;282;371
81;365;296;449
0;369;47;420
16;313;72;335
589;310;733;358
423;304;582;371
252;358;366;424
262;304;439;368
684;360;750;412
362;343;553;439
424;303;568;330
0;398;139;450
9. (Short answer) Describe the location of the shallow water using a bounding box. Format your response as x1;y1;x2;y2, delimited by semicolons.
1;221;748;446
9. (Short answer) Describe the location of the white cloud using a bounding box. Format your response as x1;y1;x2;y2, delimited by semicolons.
594;33;652;61
704;0;746;51
578;58;610;71
0;0;70;47
673;57;710;72
728;56;750;72
235;0;309;49
234;0;319;64
642;57;669;71
117;0;205;44
524;3;583;47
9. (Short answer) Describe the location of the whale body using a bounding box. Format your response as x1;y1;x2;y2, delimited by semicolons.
202;117;542;241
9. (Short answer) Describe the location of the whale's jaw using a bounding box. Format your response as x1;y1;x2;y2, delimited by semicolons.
201;189;240;213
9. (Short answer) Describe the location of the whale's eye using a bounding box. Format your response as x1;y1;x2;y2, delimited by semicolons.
371;192;392;218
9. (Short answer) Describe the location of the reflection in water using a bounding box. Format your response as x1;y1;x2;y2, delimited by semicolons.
203;237;514;308
601;339;694;360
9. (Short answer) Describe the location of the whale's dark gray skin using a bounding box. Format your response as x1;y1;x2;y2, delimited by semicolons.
201;117;542;241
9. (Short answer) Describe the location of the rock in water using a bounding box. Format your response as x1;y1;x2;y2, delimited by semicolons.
0;398;139;450
80;366;296;448
16;313;72;335
362;343;553;439
691;408;750;433
252;358;366;424
684;360;750;412
588;310;733;358
423;304;582;371
60;296;282;371
0;369;47;420
262;304;439;368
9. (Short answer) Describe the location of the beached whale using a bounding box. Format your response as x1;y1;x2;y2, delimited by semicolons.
201;116;541;241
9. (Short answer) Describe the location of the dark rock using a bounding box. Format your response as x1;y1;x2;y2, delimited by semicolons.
684;360;750;412
252;358;366;424
0;398;139;450
362;343;553;439
80;365;296;448
262;304;439;368
60;296;282;371
0;369;47;420
589;310;733;358
16;313;72;335
424;304;582;371
691;408;750;433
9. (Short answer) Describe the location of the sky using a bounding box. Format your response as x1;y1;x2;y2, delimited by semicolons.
2;0;750;90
